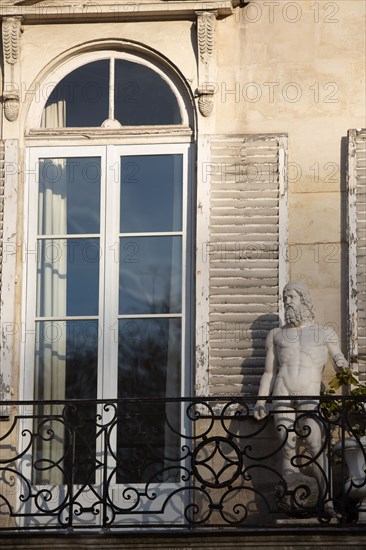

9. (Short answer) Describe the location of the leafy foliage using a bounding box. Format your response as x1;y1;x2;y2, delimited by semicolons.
321;368;366;436
327;368;366;394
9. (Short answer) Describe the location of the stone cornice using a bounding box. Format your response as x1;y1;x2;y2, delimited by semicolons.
0;1;247;23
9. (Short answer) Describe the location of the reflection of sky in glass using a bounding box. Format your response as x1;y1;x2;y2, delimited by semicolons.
43;59;182;128
120;155;182;233
66;158;100;233
38;157;100;235
65;320;99;400
44;60;109;127
37;238;99;317
118;318;181;398
66;239;100;315
115;60;181;125
119;236;182;315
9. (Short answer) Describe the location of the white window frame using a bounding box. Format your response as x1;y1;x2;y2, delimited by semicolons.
22;142;192;403
18;142;193;527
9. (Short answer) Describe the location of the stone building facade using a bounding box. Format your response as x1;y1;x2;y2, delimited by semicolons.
0;0;365;543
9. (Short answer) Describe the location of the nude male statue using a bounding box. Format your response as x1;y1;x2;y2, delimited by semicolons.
253;281;347;506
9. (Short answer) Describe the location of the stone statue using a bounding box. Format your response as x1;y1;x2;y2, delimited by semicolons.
253;281;348;510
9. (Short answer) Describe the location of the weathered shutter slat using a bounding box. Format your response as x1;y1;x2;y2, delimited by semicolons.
208;134;288;396
348;129;366;381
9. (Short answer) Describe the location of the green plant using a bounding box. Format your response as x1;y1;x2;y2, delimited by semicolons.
321;368;366;437
327;368;366;395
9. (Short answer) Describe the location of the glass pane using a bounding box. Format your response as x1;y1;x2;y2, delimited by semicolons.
117;318;181;483
38;158;101;235
120;155;183;233
118;318;181;398
114;60;182;125
34;320;98;484
42;60;109;128
119;236;182;315
37;238;100;317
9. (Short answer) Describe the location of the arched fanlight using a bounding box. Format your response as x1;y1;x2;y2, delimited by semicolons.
41;57;182;128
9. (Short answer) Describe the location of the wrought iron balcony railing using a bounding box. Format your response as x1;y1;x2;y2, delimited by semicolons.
1;396;366;532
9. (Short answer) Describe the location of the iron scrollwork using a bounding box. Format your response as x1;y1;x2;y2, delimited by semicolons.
0;395;366;531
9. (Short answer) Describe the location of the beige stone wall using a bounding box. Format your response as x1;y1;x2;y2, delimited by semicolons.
213;0;366;374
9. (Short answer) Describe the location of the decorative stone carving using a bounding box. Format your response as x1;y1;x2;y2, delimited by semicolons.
197;11;215;65
197;84;216;117
196;11;217;118
2;17;22;125
2;17;22;65
198;95;214;117
3;94;20;122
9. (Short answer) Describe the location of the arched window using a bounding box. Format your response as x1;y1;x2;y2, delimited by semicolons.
41;58;182;127
24;50;194;499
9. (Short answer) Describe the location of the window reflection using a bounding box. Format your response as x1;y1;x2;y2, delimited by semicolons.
37;238;100;317
120;155;183;233
42;61;109;128
34;320;98;484
114;60;181;125
119;236;182;315
38;158;101;235
118;318;181;398
41;58;182;128
117;318;181;483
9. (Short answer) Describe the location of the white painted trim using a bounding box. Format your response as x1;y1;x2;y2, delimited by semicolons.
278;136;289;325
0;140;19;409
195;134;211;396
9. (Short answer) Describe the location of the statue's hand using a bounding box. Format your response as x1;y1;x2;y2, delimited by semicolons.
334;353;348;371
253;400;268;420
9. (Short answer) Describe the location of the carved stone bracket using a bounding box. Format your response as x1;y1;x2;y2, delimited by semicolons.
197;85;216;118
2;94;20;122
196;11;217;117
197;11;215;66
2;17;22;65
1;17;23;123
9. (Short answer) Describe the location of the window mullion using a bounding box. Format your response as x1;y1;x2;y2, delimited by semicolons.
100;145;120;400
109;57;115;121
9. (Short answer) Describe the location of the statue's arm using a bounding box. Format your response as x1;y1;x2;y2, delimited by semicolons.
326;330;348;371
253;330;278;420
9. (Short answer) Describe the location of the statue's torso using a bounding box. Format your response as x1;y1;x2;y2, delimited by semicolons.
271;324;329;396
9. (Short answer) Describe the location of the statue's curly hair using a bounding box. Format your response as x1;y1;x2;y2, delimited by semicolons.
295;288;315;321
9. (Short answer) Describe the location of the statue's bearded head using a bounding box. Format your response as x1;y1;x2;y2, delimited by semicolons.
283;282;315;327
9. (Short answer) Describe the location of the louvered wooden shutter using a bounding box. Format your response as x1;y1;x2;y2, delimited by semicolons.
348;129;366;381
207;134;288;396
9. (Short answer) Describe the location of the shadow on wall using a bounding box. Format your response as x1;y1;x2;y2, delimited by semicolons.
240;313;280;397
